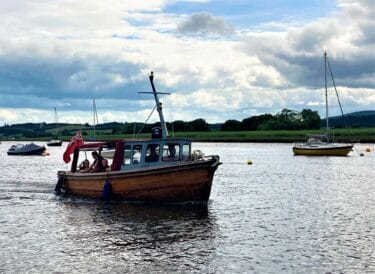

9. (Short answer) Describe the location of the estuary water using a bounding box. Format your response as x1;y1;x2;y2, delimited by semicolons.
0;141;374;273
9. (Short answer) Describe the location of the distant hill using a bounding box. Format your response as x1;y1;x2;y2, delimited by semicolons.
324;110;375;128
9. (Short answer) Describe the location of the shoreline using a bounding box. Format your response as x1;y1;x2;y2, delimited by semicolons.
1;128;374;143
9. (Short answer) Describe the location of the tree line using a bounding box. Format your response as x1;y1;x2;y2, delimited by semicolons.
0;108;340;139
221;109;321;131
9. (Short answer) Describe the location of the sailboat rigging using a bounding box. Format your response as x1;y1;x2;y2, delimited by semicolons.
91;99;99;141
47;107;63;147
293;51;353;156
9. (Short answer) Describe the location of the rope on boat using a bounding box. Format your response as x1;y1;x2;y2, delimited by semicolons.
135;105;157;138
102;179;112;200
353;146;364;156
326;56;352;140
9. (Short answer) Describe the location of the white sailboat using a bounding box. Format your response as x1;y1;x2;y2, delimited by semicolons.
293;51;353;156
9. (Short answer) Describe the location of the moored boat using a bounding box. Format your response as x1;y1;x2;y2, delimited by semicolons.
293;135;353;156
55;72;221;203
292;51;353;156
47;139;63;146
7;143;47;156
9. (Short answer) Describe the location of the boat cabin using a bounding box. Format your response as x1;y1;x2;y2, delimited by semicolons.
120;138;192;170
70;138;193;173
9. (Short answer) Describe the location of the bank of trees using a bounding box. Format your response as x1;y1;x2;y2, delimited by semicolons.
221;109;321;131
0;109;322;139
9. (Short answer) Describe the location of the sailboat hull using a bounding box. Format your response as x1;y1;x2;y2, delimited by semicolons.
293;144;353;156
47;140;62;146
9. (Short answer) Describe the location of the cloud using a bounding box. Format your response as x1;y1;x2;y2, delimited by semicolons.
0;0;373;125
177;12;234;36
240;0;375;90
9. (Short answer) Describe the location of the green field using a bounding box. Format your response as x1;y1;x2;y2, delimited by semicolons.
166;128;375;142
5;127;371;143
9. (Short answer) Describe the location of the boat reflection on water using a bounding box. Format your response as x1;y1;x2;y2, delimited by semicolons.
57;199;218;272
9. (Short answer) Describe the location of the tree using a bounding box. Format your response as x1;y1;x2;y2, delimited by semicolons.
172;120;186;132
301;109;321;129
240;114;274;130
221;120;241;131
190;118;209;131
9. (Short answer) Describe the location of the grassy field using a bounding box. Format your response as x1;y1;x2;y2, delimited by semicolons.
62;128;375;143
2;127;374;143
167;128;375;142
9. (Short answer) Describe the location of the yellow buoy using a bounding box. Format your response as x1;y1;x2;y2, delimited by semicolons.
366;147;371;152
247;160;253;165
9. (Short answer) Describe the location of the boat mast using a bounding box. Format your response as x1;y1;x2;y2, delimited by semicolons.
148;72;169;138
54;107;59;139
324;51;329;132
54;107;58;124
93;99;99;140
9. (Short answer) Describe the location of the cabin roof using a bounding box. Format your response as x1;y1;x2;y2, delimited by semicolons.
76;137;192;151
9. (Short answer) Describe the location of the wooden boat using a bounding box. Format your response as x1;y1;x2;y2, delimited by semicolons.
47;107;62;146
55;72;221;203
7;143;47;156
293;52;353;156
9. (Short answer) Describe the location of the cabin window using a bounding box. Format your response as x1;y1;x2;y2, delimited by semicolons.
145;144;160;162
132;145;142;164
162;143;180;161
123;145;131;165
182;144;190;160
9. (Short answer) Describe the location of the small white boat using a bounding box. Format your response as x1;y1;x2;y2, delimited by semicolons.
47;139;63;146
293;134;353;156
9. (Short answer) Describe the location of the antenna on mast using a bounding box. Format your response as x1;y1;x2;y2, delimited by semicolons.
139;71;170;138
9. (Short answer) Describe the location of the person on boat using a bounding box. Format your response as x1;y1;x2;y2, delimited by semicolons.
145;144;159;162
89;151;105;172
102;158;110;172
162;144;178;161
78;159;90;173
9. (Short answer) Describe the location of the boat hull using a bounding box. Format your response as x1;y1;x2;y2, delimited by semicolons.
293;144;353;156
57;156;220;203
7;144;47;156
47;140;62;146
7;148;46;156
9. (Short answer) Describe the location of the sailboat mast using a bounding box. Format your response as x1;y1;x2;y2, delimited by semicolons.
149;72;169;138
54;107;58;124
324;51;329;132
93;99;97;140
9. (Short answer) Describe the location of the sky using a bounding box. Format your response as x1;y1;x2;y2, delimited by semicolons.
0;0;374;125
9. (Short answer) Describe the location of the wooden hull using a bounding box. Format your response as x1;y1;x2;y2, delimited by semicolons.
57;156;220;203
293;144;353;156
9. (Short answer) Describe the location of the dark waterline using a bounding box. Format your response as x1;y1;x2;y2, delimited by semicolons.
0;141;374;273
